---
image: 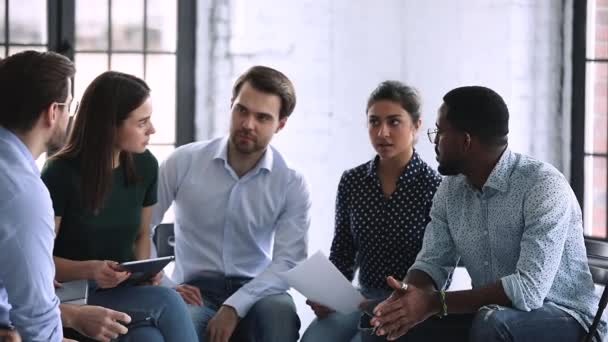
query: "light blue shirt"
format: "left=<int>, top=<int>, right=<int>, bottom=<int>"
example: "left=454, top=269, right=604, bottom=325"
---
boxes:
left=412, top=149, right=605, bottom=338
left=0, top=127, right=62, bottom=341
left=153, top=137, right=311, bottom=316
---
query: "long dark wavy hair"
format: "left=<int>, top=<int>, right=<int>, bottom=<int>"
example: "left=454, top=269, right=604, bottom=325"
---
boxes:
left=52, top=71, right=150, bottom=212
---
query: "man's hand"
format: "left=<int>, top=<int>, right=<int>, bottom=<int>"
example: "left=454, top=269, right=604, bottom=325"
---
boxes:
left=207, top=305, right=240, bottom=342
left=0, top=329, right=21, bottom=342
left=370, top=276, right=440, bottom=340
left=175, top=284, right=203, bottom=306
left=305, top=300, right=334, bottom=319
left=91, top=260, right=131, bottom=289
left=65, top=305, right=131, bottom=342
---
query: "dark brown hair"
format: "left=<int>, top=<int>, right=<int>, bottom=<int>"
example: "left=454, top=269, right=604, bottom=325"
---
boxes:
left=231, top=65, right=296, bottom=119
left=0, top=50, right=75, bottom=132
left=53, top=71, right=150, bottom=212
left=366, top=80, right=422, bottom=122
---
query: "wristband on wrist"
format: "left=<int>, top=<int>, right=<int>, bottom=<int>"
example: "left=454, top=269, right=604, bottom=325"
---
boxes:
left=436, top=290, right=448, bottom=318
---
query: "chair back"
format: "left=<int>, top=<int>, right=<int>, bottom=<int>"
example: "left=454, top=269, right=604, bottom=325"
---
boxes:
left=583, top=237, right=608, bottom=342
left=154, top=223, right=175, bottom=258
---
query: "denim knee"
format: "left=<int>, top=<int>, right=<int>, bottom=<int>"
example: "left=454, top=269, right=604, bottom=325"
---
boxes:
left=149, top=286, right=183, bottom=306
left=470, top=306, right=510, bottom=342
left=246, top=294, right=300, bottom=339
left=301, top=312, right=361, bottom=342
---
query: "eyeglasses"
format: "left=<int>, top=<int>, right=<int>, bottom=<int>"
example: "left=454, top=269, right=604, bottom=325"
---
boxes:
left=427, top=128, right=441, bottom=144
left=56, top=100, right=79, bottom=117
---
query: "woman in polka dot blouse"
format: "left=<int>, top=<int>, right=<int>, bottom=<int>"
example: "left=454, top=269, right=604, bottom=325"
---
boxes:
left=301, top=81, right=442, bottom=342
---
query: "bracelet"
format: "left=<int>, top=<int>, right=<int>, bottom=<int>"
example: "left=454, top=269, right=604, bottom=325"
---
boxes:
left=436, top=290, right=448, bottom=318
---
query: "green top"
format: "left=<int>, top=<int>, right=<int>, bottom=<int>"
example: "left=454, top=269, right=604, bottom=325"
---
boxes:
left=41, top=150, right=158, bottom=263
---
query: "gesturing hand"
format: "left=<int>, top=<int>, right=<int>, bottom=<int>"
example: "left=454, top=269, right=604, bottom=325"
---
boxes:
left=370, top=276, right=440, bottom=340
left=70, top=305, right=131, bottom=342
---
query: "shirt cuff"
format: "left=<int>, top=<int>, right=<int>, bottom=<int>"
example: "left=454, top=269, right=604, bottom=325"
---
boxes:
left=501, top=274, right=530, bottom=311
left=224, top=289, right=258, bottom=318
left=410, top=261, right=448, bottom=290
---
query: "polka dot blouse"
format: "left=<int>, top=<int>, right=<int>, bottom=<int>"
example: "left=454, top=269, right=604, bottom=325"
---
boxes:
left=329, top=151, right=442, bottom=291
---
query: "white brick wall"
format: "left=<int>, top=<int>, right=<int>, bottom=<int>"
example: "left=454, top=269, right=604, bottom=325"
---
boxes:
left=195, top=0, right=568, bottom=334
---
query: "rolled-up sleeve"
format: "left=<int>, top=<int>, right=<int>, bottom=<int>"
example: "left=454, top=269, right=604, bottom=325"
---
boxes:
left=410, top=180, right=458, bottom=290
left=224, top=172, right=311, bottom=316
left=501, top=174, right=575, bottom=311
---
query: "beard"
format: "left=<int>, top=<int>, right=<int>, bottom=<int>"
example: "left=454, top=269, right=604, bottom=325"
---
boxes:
left=229, top=130, right=264, bottom=155
left=46, top=124, right=68, bottom=154
left=437, top=156, right=465, bottom=176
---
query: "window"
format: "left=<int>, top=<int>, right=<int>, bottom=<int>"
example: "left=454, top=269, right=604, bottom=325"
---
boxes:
left=0, top=0, right=48, bottom=55
left=573, top=0, right=608, bottom=238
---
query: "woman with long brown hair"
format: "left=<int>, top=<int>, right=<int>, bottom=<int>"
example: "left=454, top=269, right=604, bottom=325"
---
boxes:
left=41, top=71, right=197, bottom=342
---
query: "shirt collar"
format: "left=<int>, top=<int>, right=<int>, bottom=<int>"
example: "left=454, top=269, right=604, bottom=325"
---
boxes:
left=366, top=150, right=423, bottom=180
left=481, top=148, right=513, bottom=193
left=213, top=136, right=274, bottom=173
left=0, top=126, right=39, bottom=175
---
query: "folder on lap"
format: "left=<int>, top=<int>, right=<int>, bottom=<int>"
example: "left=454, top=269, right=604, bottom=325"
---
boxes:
left=56, top=280, right=88, bottom=305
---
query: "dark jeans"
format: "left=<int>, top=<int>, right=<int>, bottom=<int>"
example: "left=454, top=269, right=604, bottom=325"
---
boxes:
left=186, top=272, right=300, bottom=342
left=361, top=304, right=586, bottom=342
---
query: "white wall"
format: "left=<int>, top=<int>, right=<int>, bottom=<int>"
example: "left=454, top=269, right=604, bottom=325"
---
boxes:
left=195, top=0, right=568, bottom=334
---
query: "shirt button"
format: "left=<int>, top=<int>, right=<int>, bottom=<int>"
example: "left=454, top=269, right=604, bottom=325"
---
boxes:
left=483, top=231, right=488, bottom=236
left=484, top=261, right=489, bottom=266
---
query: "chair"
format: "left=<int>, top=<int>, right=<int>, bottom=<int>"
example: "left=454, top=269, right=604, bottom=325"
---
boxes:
left=583, top=237, right=608, bottom=342
left=154, top=223, right=176, bottom=258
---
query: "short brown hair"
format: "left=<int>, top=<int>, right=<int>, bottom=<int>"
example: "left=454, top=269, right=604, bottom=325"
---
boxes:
left=231, top=65, right=296, bottom=119
left=0, top=50, right=75, bottom=132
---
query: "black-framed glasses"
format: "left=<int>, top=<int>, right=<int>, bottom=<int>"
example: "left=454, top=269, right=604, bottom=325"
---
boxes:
left=427, top=128, right=440, bottom=144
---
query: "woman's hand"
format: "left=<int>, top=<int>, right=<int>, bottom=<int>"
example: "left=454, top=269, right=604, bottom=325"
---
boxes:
left=305, top=300, right=335, bottom=319
left=91, top=260, right=130, bottom=289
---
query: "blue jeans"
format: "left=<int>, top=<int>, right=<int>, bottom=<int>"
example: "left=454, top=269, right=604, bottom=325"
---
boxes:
left=87, top=285, right=198, bottom=342
left=301, top=311, right=362, bottom=342
left=186, top=273, right=300, bottom=342
left=361, top=303, right=586, bottom=342
left=301, top=288, right=389, bottom=342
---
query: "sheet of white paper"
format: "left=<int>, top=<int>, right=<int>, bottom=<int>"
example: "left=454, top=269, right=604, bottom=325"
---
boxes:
left=284, top=250, right=365, bottom=313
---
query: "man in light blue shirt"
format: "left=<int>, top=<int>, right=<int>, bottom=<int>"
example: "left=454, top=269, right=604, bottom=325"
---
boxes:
left=0, top=51, right=133, bottom=342
left=153, top=66, right=311, bottom=342
left=367, top=86, right=605, bottom=341
left=0, top=51, right=75, bottom=342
